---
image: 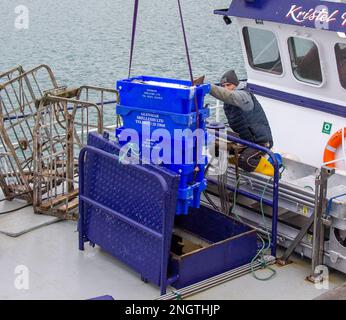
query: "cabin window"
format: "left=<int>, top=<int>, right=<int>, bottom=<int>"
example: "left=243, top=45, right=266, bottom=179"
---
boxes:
left=288, top=37, right=323, bottom=85
left=335, top=43, right=346, bottom=89
left=243, top=27, right=283, bottom=74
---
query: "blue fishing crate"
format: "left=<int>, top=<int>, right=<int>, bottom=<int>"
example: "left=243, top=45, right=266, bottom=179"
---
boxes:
left=116, top=105, right=209, bottom=135
left=116, top=76, right=211, bottom=114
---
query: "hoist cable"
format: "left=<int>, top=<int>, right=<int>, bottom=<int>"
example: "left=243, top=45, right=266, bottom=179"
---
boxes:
left=128, top=0, right=139, bottom=78
left=177, top=0, right=200, bottom=175
left=128, top=0, right=201, bottom=175
left=177, top=0, right=194, bottom=84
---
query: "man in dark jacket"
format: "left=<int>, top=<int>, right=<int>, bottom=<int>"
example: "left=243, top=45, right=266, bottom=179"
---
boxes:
left=210, top=70, right=273, bottom=172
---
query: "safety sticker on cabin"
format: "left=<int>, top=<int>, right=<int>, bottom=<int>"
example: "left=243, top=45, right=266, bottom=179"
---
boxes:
left=322, top=122, right=333, bottom=135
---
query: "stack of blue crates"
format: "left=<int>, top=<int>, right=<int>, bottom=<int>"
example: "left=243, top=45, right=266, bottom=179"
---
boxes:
left=115, top=76, right=211, bottom=215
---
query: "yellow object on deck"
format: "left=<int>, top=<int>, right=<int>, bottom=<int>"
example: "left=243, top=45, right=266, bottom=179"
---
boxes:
left=254, top=156, right=275, bottom=177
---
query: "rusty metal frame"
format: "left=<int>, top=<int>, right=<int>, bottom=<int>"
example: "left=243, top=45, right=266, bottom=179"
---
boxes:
left=0, top=66, right=25, bottom=84
left=32, top=87, right=119, bottom=220
left=0, top=65, right=58, bottom=201
left=0, top=64, right=119, bottom=220
left=77, top=85, right=121, bottom=131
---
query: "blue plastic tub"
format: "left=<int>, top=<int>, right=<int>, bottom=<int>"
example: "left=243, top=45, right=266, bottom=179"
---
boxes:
left=116, top=76, right=211, bottom=114
left=114, top=76, right=211, bottom=217
left=116, top=105, right=209, bottom=135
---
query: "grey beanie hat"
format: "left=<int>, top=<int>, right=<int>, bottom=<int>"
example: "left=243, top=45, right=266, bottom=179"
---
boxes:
left=220, top=70, right=239, bottom=86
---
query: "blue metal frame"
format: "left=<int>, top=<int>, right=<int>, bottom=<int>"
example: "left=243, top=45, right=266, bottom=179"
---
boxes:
left=211, top=132, right=279, bottom=257
left=78, top=145, right=174, bottom=295
left=215, top=0, right=346, bottom=34
left=79, top=133, right=262, bottom=294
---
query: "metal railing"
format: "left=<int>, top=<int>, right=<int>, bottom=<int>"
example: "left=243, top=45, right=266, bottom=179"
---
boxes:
left=208, top=131, right=280, bottom=257
left=205, top=98, right=279, bottom=256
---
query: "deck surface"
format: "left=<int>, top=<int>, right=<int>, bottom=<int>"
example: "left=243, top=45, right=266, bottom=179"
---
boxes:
left=315, top=283, right=346, bottom=300
left=0, top=204, right=346, bottom=300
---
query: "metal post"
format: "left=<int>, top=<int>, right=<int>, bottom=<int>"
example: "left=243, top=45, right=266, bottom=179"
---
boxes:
left=66, top=112, right=75, bottom=194
left=215, top=99, right=221, bottom=123
left=308, top=166, right=335, bottom=282
left=277, top=214, right=314, bottom=265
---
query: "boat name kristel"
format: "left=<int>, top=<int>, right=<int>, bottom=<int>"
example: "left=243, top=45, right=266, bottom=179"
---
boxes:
left=286, top=4, right=346, bottom=26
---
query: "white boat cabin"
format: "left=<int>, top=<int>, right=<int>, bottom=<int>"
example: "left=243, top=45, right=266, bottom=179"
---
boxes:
left=215, top=0, right=346, bottom=171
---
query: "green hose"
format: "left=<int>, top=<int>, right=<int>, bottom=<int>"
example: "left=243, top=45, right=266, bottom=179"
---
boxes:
left=229, top=177, right=244, bottom=223
left=250, top=176, right=277, bottom=281
left=251, top=234, right=276, bottom=281
left=230, top=174, right=277, bottom=281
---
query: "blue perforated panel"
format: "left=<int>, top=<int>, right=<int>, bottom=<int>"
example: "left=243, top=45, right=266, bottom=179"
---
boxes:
left=79, top=133, right=180, bottom=294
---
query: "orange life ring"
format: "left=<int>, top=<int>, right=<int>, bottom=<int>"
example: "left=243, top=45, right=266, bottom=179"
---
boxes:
left=323, top=128, right=346, bottom=168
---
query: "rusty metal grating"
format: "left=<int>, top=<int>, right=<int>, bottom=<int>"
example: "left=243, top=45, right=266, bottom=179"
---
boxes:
left=0, top=64, right=118, bottom=220
left=0, top=65, right=59, bottom=201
